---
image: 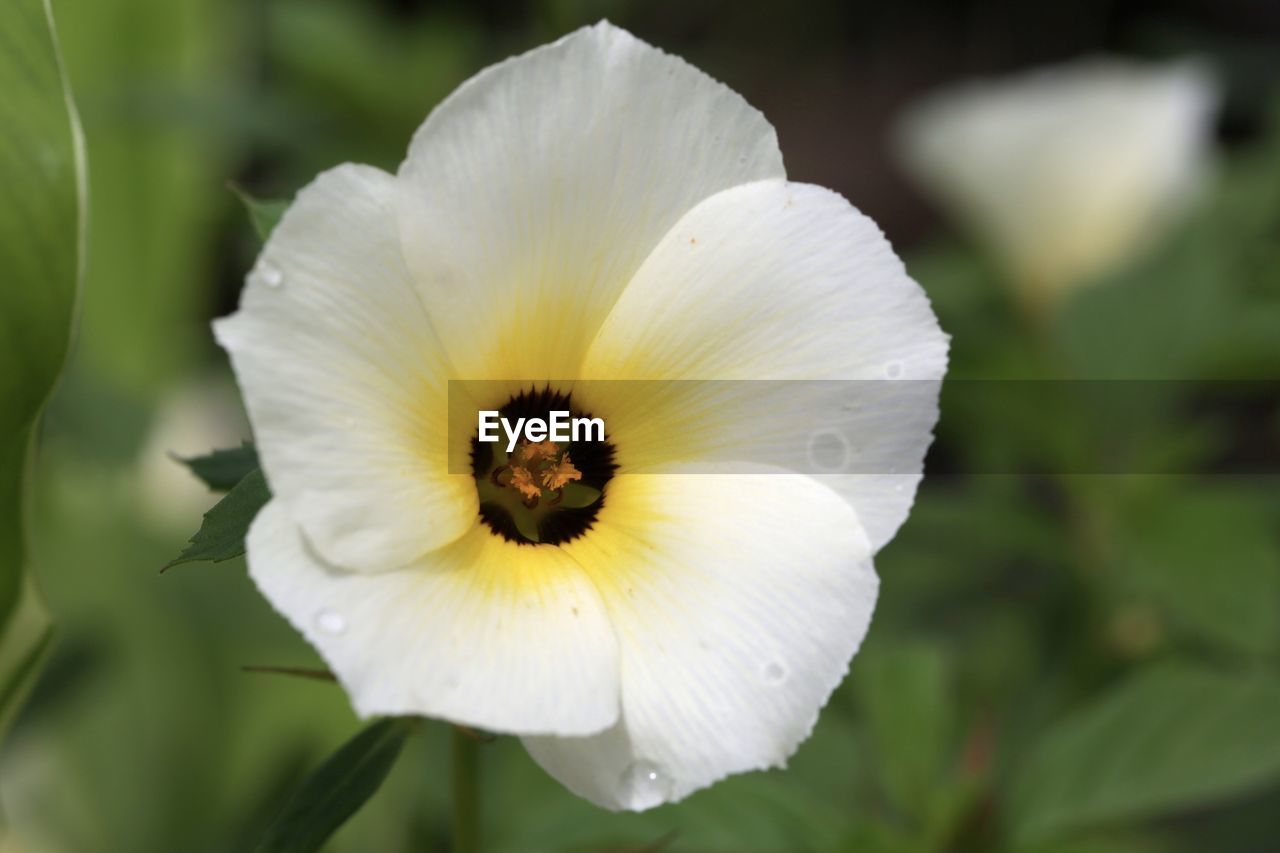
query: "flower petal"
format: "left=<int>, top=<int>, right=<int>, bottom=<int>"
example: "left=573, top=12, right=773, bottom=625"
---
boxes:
left=579, top=180, right=948, bottom=550
left=524, top=467, right=877, bottom=810
left=246, top=501, right=621, bottom=735
left=214, top=164, right=475, bottom=572
left=396, top=21, right=785, bottom=380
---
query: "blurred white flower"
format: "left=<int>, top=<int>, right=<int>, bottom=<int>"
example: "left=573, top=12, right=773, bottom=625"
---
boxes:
left=897, top=59, right=1219, bottom=311
left=137, top=380, right=248, bottom=530
left=215, top=22, right=947, bottom=810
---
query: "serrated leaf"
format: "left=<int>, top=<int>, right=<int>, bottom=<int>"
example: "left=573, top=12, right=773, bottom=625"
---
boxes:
left=180, top=442, right=260, bottom=492
left=1116, top=489, right=1280, bottom=655
left=0, top=0, right=85, bottom=738
left=164, top=468, right=270, bottom=570
left=1008, top=662, right=1280, bottom=844
left=254, top=718, right=410, bottom=853
left=231, top=184, right=290, bottom=241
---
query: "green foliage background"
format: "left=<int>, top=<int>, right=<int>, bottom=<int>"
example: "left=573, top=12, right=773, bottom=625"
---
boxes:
left=2, top=0, right=1278, bottom=851
left=0, top=0, right=82, bottom=768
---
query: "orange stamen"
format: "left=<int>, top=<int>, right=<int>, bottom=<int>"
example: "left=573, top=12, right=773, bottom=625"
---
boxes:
left=509, top=466, right=542, bottom=501
left=541, top=453, right=582, bottom=491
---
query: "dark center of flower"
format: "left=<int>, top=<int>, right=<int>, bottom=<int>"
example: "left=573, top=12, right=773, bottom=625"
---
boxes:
left=471, top=387, right=615, bottom=545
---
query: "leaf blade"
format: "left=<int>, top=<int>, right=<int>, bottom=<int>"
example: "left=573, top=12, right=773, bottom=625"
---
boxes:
left=1116, top=489, right=1280, bottom=655
left=164, top=468, right=270, bottom=570
left=0, top=0, right=85, bottom=624
left=180, top=442, right=260, bottom=492
left=231, top=184, right=290, bottom=241
left=852, top=641, right=956, bottom=820
left=0, top=0, right=85, bottom=739
left=1008, top=662, right=1280, bottom=844
left=254, top=718, right=411, bottom=853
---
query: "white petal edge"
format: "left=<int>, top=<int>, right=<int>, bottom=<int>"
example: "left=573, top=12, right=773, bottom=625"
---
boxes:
left=579, top=179, right=948, bottom=550
left=214, top=163, right=475, bottom=572
left=396, top=21, right=786, bottom=380
left=246, top=501, right=621, bottom=735
left=524, top=466, right=877, bottom=810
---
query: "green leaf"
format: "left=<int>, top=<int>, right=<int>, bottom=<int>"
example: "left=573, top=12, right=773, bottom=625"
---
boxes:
left=255, top=718, right=411, bottom=853
left=1053, top=219, right=1233, bottom=380
left=180, top=442, right=260, bottom=492
left=0, top=577, right=55, bottom=737
left=852, top=641, right=956, bottom=821
left=164, top=468, right=270, bottom=570
left=0, top=0, right=85, bottom=734
left=1115, top=489, right=1280, bottom=656
left=1008, top=662, right=1280, bottom=844
left=57, top=0, right=246, bottom=393
left=231, top=184, right=290, bottom=241
left=1013, top=834, right=1167, bottom=853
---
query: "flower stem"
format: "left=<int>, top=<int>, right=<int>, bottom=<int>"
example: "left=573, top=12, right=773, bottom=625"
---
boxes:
left=451, top=726, right=480, bottom=853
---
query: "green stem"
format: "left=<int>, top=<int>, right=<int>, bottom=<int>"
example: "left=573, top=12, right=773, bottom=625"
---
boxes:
left=451, top=726, right=480, bottom=853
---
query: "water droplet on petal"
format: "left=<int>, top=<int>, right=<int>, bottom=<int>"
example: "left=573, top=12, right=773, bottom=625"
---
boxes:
left=762, top=660, right=787, bottom=685
left=807, top=428, right=851, bottom=473
left=315, top=609, right=346, bottom=635
left=259, top=262, right=284, bottom=288
left=884, top=360, right=904, bottom=379
left=617, top=761, right=674, bottom=810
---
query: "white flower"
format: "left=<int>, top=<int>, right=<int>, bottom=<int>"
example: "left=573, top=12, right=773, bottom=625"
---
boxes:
left=897, top=59, right=1219, bottom=309
left=214, top=22, right=947, bottom=810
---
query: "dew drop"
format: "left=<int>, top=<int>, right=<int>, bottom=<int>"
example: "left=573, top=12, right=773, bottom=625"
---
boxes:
left=762, top=660, right=787, bottom=685
left=258, top=262, right=284, bottom=288
left=617, top=761, right=674, bottom=810
left=807, top=428, right=851, bottom=473
left=315, top=609, right=347, bottom=635
left=884, top=360, right=904, bottom=380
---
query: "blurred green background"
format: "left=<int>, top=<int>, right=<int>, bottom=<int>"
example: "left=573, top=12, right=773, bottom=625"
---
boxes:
left=3, top=0, right=1280, bottom=851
